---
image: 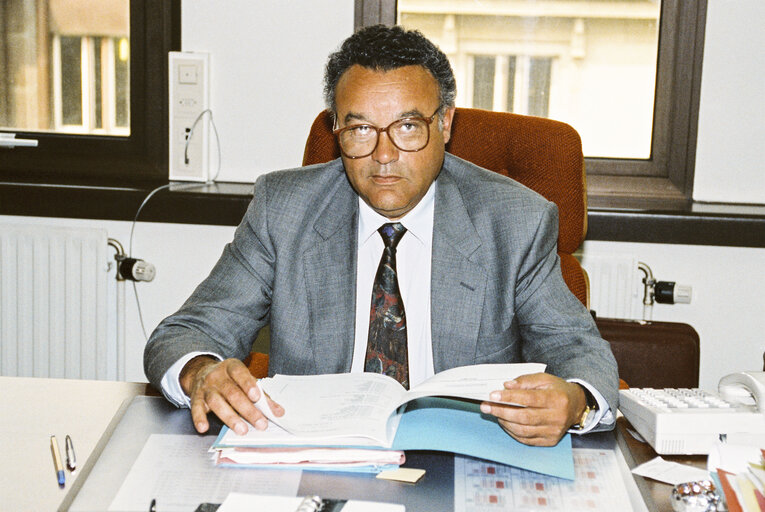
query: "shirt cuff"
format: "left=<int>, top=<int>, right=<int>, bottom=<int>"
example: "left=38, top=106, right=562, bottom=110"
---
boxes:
left=159, top=351, right=223, bottom=408
left=566, top=378, right=616, bottom=434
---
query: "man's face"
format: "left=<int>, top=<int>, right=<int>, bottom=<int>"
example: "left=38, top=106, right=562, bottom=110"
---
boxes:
left=334, top=65, right=455, bottom=220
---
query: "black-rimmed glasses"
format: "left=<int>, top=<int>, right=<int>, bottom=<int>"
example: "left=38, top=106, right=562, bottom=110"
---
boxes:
left=333, top=107, right=441, bottom=159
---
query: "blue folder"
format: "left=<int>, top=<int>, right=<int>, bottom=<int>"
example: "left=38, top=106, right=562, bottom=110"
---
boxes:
left=392, top=397, right=574, bottom=480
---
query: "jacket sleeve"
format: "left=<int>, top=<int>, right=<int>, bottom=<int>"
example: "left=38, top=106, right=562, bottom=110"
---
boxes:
left=143, top=174, right=275, bottom=391
left=514, top=202, right=620, bottom=420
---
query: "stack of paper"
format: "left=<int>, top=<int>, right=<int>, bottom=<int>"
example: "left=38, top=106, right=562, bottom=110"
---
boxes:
left=709, top=446, right=765, bottom=511
left=210, top=364, right=576, bottom=478
left=214, top=420, right=405, bottom=472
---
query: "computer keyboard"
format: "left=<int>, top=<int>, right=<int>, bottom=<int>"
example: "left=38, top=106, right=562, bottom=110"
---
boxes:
left=619, top=387, right=765, bottom=455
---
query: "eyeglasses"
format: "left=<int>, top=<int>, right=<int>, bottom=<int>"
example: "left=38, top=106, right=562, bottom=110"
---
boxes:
left=333, top=107, right=441, bottom=159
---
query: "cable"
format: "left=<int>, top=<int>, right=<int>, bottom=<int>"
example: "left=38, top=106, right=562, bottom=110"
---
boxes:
left=129, top=184, right=169, bottom=340
left=184, top=108, right=222, bottom=183
left=128, top=182, right=196, bottom=340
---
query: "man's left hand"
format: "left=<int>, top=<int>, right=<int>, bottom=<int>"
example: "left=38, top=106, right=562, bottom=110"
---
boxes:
left=479, top=373, right=587, bottom=446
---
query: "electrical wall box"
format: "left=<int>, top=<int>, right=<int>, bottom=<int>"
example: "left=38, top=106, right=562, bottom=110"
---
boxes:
left=168, top=51, right=210, bottom=181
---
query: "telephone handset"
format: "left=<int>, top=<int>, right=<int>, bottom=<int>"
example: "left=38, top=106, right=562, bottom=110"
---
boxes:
left=718, top=371, right=765, bottom=413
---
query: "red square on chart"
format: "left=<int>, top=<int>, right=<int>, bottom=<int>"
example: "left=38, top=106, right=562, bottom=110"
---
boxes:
left=538, top=497, right=547, bottom=506
left=535, top=482, right=545, bottom=491
left=489, top=495, right=498, bottom=504
left=496, top=481, right=504, bottom=489
left=487, top=467, right=496, bottom=474
left=587, top=471, right=596, bottom=479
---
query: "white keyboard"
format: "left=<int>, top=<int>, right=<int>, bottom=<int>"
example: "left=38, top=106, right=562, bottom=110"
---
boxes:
left=619, top=387, right=765, bottom=454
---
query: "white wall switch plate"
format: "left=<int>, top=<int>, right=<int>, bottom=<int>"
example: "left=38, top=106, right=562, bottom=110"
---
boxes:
left=169, top=51, right=210, bottom=181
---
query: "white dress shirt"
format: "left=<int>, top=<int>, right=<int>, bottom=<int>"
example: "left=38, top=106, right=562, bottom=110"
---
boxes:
left=350, top=183, right=436, bottom=387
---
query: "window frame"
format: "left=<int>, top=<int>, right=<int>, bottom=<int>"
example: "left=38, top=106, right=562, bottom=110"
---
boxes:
left=0, top=0, right=180, bottom=186
left=357, top=0, right=708, bottom=205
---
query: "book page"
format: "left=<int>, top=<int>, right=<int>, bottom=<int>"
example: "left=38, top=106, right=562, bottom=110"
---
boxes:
left=261, top=372, right=407, bottom=445
left=403, top=362, right=546, bottom=404
left=258, top=363, right=545, bottom=446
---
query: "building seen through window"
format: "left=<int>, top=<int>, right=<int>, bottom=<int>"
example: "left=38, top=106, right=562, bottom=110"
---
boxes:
left=0, top=0, right=130, bottom=136
left=398, top=0, right=661, bottom=159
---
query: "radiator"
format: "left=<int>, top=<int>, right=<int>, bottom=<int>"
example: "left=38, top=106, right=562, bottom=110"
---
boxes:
left=0, top=225, right=115, bottom=379
left=576, top=253, right=643, bottom=320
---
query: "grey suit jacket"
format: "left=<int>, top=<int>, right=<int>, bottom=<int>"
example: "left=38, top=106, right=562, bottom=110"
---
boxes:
left=144, top=153, right=619, bottom=416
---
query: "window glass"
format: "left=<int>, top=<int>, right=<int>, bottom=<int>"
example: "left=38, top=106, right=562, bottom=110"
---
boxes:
left=398, top=0, right=661, bottom=159
left=1, top=0, right=130, bottom=136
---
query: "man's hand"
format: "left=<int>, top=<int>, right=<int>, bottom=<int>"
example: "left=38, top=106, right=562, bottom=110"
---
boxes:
left=479, top=373, right=587, bottom=446
left=179, top=356, right=284, bottom=435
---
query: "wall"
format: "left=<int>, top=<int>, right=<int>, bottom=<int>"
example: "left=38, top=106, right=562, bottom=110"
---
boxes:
left=180, top=0, right=354, bottom=180
left=693, top=0, right=765, bottom=204
left=580, top=241, right=765, bottom=391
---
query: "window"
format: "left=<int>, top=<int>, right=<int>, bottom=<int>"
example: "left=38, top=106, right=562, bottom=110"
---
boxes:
left=469, top=55, right=551, bottom=118
left=355, top=0, right=707, bottom=204
left=0, top=0, right=179, bottom=185
left=51, top=35, right=130, bottom=134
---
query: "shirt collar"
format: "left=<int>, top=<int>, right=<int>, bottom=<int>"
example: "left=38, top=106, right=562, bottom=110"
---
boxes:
left=358, top=182, right=436, bottom=247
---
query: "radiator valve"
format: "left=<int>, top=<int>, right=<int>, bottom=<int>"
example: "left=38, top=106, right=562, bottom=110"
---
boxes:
left=118, top=258, right=156, bottom=282
left=638, top=261, right=692, bottom=305
left=108, top=238, right=156, bottom=282
left=654, top=281, right=692, bottom=304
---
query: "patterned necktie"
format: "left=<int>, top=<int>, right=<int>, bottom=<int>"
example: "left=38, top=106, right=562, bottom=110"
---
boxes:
left=365, top=222, right=409, bottom=389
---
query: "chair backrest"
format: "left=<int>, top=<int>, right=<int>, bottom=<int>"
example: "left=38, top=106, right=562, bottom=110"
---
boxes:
left=302, top=107, right=589, bottom=306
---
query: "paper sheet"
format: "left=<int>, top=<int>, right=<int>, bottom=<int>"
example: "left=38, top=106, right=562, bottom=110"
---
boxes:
left=108, top=434, right=301, bottom=512
left=454, top=449, right=635, bottom=511
left=631, top=456, right=711, bottom=485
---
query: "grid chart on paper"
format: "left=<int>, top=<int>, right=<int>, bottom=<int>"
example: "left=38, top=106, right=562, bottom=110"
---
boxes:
left=454, top=449, right=632, bottom=512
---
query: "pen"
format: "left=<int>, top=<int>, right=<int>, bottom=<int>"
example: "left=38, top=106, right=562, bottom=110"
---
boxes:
left=50, top=435, right=65, bottom=487
left=65, top=435, right=77, bottom=472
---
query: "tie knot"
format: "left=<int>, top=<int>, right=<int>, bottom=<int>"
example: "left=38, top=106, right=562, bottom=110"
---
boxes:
left=378, top=223, right=407, bottom=249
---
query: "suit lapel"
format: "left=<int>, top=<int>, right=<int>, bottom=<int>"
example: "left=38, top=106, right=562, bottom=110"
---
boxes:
left=303, top=174, right=358, bottom=373
left=431, top=167, right=487, bottom=372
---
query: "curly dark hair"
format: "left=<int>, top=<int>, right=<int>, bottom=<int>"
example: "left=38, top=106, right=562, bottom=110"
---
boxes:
left=323, top=25, right=456, bottom=116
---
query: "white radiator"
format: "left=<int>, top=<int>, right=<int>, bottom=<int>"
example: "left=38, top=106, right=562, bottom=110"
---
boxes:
left=0, top=225, right=115, bottom=379
left=577, top=253, right=643, bottom=320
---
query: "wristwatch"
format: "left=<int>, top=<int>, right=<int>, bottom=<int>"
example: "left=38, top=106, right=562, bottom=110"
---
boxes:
left=573, top=385, right=599, bottom=430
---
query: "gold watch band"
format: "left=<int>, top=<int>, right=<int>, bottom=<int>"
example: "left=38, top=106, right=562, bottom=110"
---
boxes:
left=574, top=385, right=599, bottom=430
left=574, top=405, right=592, bottom=430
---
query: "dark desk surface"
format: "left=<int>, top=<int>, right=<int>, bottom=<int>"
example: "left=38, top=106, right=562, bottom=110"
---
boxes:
left=64, top=394, right=661, bottom=512
left=615, top=417, right=707, bottom=512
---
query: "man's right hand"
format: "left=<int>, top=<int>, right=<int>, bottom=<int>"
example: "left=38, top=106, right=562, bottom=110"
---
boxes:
left=179, top=355, right=284, bottom=435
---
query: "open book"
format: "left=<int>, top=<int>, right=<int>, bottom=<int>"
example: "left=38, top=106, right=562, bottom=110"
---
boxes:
left=213, top=362, right=576, bottom=479
left=236, top=362, right=544, bottom=447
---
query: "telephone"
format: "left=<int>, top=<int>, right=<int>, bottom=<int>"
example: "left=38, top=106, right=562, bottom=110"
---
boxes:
left=619, top=371, right=765, bottom=455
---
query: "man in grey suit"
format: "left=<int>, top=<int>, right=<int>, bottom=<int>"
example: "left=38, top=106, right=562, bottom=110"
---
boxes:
left=145, top=25, right=618, bottom=447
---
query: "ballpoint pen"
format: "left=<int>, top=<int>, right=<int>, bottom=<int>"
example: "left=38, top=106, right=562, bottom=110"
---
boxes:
left=65, top=435, right=77, bottom=472
left=50, top=435, right=65, bottom=487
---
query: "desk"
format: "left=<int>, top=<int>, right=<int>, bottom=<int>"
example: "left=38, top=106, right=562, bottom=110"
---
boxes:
left=0, top=377, right=148, bottom=511
left=616, top=417, right=708, bottom=512
left=0, top=376, right=700, bottom=512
